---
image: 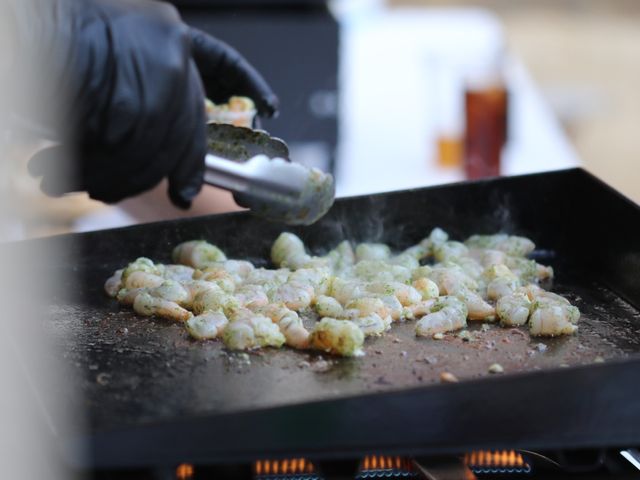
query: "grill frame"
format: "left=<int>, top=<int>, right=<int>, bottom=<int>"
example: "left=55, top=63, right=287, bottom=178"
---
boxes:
left=18, top=168, right=640, bottom=469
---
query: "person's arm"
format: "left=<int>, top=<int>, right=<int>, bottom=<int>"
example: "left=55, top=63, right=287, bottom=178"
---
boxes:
left=10, top=0, right=278, bottom=208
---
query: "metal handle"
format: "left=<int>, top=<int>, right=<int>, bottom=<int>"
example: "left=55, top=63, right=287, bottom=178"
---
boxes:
left=204, top=153, right=303, bottom=200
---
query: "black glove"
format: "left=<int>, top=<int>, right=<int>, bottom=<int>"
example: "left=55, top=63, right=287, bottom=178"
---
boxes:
left=20, top=0, right=278, bottom=208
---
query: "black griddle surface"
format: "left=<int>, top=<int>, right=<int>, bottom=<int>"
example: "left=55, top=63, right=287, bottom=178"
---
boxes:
left=22, top=168, right=640, bottom=467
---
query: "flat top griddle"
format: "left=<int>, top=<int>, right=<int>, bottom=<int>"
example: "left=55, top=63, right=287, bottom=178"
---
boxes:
left=50, top=270, right=639, bottom=430
left=22, top=168, right=640, bottom=467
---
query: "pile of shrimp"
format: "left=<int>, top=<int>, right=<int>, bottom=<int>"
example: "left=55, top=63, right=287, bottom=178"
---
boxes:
left=104, top=228, right=580, bottom=357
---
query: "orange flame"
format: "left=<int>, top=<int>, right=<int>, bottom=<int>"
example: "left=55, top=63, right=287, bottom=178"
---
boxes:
left=254, top=458, right=315, bottom=476
left=175, top=463, right=194, bottom=480
left=465, top=450, right=527, bottom=469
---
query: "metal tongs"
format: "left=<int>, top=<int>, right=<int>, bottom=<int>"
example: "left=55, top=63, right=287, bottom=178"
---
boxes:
left=204, top=123, right=335, bottom=225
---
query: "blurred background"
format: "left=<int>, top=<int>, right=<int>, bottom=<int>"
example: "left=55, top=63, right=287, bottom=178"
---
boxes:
left=8, top=0, right=640, bottom=239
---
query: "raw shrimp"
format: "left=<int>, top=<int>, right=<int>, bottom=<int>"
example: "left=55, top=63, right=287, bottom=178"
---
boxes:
left=415, top=296, right=467, bottom=337
left=309, top=318, right=364, bottom=357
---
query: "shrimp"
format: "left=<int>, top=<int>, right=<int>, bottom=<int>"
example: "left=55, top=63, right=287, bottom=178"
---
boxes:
left=468, top=248, right=507, bottom=268
left=314, top=295, right=344, bottom=318
left=353, top=261, right=411, bottom=284
left=416, top=227, right=449, bottom=257
left=529, top=303, right=580, bottom=336
left=375, top=294, right=404, bottom=321
left=121, top=257, right=164, bottom=283
left=465, top=234, right=535, bottom=257
left=193, top=266, right=236, bottom=293
left=181, top=280, right=221, bottom=309
left=324, top=240, right=356, bottom=274
left=487, top=276, right=519, bottom=300
left=223, top=308, right=286, bottom=350
left=234, top=284, right=269, bottom=309
left=411, top=265, right=433, bottom=281
left=415, top=296, right=467, bottom=337
left=309, top=318, right=365, bottom=357
left=496, top=292, right=531, bottom=327
left=116, top=287, right=146, bottom=305
left=366, top=281, right=421, bottom=307
left=220, top=260, right=255, bottom=280
left=253, top=303, right=310, bottom=349
left=185, top=311, right=228, bottom=340
left=172, top=240, right=227, bottom=268
left=428, top=265, right=477, bottom=294
left=289, top=268, right=332, bottom=296
left=452, top=286, right=495, bottom=321
left=433, top=241, right=469, bottom=262
left=270, top=282, right=314, bottom=310
left=412, top=277, right=439, bottom=300
left=162, top=264, right=195, bottom=283
left=123, top=270, right=165, bottom=289
left=503, top=257, right=553, bottom=283
left=351, top=313, right=391, bottom=336
left=389, top=253, right=420, bottom=270
left=104, top=269, right=123, bottom=297
left=133, top=292, right=192, bottom=322
left=345, top=297, right=388, bottom=318
left=329, top=278, right=366, bottom=305
left=517, top=285, right=580, bottom=336
left=355, top=243, right=391, bottom=262
left=407, top=299, right=437, bottom=318
left=192, top=288, right=240, bottom=316
left=271, top=232, right=324, bottom=270
left=148, top=280, right=190, bottom=304
left=245, top=268, right=290, bottom=287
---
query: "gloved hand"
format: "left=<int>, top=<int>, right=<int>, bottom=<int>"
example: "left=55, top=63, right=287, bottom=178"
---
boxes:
left=21, top=0, right=278, bottom=208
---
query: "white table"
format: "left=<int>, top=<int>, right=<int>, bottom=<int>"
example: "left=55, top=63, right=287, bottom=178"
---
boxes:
left=335, top=7, right=580, bottom=197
